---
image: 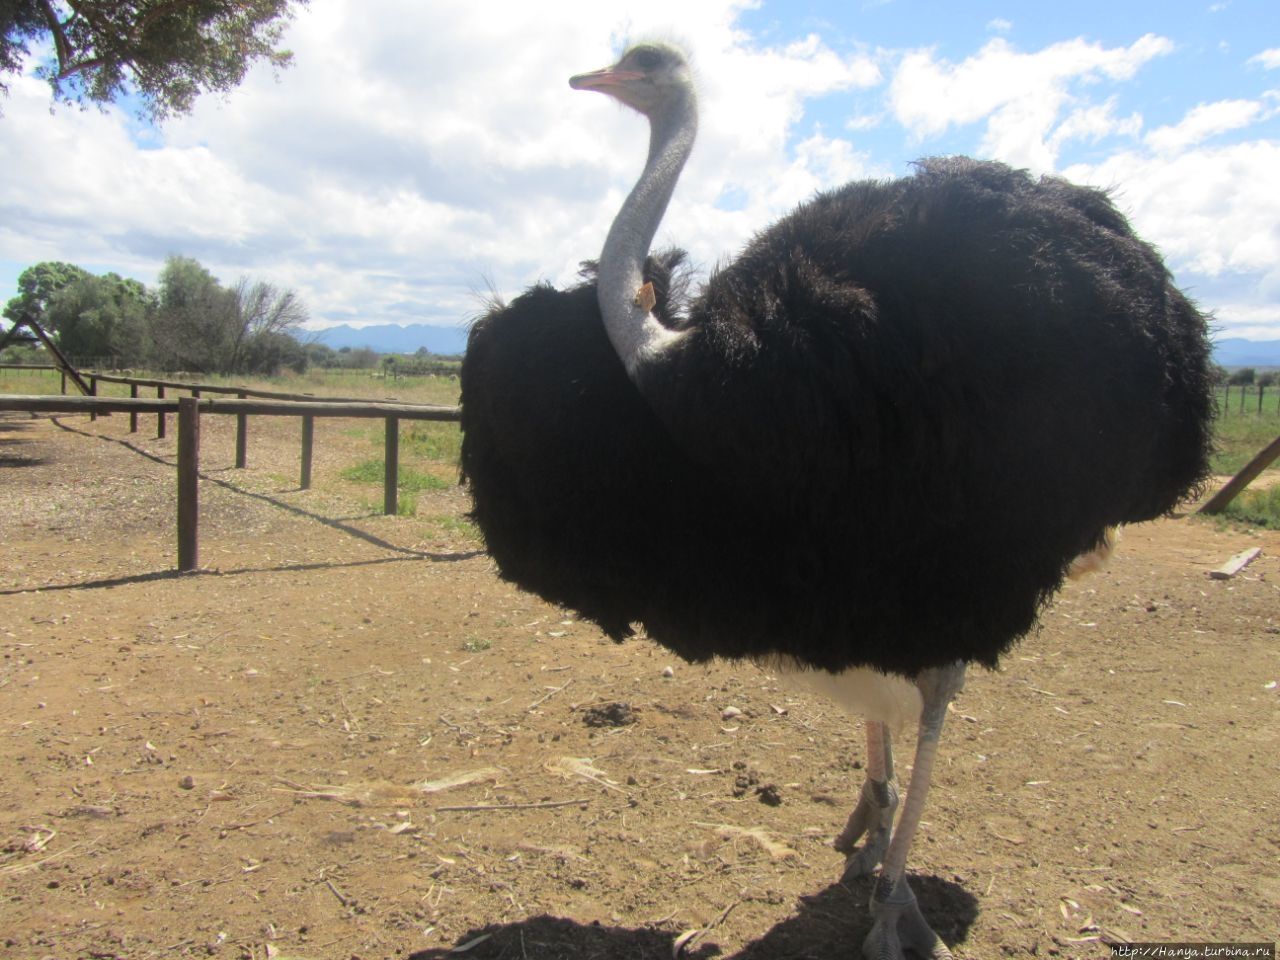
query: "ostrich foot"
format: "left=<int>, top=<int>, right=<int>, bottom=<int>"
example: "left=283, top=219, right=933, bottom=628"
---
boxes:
left=835, top=775, right=899, bottom=877
left=862, top=879, right=953, bottom=960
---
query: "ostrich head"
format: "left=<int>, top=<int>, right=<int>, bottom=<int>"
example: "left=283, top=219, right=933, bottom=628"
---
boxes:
left=569, top=42, right=693, bottom=119
left=569, top=41, right=698, bottom=376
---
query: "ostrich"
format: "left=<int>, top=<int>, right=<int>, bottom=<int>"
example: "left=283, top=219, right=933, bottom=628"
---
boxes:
left=459, top=42, right=1214, bottom=959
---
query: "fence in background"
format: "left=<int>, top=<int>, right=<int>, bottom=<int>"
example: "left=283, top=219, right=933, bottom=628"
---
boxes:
left=5, top=365, right=1278, bottom=566
left=0, top=392, right=460, bottom=571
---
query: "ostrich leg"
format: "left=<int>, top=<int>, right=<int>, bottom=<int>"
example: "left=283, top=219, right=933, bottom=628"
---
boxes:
left=862, top=661, right=966, bottom=960
left=836, top=720, right=898, bottom=877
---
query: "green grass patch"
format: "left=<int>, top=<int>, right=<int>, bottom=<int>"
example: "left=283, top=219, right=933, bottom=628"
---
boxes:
left=1218, top=484, right=1280, bottom=530
left=339, top=459, right=387, bottom=485
left=404, top=421, right=462, bottom=462
left=0, top=367, right=67, bottom=396
left=340, top=458, right=450, bottom=493
left=1211, top=406, right=1280, bottom=476
left=419, top=513, right=479, bottom=541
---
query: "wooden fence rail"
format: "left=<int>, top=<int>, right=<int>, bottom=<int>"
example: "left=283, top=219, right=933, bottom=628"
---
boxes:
left=81, top=372, right=434, bottom=453
left=0, top=394, right=461, bottom=572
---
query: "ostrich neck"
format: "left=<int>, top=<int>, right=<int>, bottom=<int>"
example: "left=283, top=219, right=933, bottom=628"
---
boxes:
left=598, top=90, right=697, bottom=377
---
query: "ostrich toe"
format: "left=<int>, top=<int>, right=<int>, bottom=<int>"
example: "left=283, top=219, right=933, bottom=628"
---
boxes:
left=862, top=879, right=953, bottom=960
left=835, top=775, right=899, bottom=877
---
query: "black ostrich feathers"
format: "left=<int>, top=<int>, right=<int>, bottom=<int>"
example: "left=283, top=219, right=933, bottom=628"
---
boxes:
left=460, top=157, right=1214, bottom=677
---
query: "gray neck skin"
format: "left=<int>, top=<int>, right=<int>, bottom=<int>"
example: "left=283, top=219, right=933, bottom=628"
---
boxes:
left=597, top=85, right=697, bottom=377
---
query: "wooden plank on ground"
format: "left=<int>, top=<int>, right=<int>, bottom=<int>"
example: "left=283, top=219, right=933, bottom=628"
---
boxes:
left=1207, top=547, right=1262, bottom=580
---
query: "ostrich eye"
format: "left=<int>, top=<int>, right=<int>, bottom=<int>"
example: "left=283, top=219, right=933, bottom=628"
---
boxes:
left=632, top=48, right=662, bottom=71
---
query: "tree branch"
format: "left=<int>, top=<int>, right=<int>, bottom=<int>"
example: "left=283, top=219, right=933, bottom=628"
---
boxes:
left=135, top=0, right=210, bottom=37
left=36, top=0, right=74, bottom=76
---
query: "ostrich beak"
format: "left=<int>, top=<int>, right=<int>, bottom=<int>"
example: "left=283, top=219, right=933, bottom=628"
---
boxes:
left=569, top=66, right=643, bottom=92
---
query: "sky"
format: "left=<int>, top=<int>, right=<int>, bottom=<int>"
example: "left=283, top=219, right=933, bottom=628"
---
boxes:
left=1, top=0, right=1278, bottom=345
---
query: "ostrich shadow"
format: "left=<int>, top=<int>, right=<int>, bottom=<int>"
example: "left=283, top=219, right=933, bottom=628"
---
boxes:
left=0, top=416, right=45, bottom=466
left=407, top=873, right=977, bottom=960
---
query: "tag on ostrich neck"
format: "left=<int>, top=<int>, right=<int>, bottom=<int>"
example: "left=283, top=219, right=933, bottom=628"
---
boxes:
left=634, top=281, right=657, bottom=313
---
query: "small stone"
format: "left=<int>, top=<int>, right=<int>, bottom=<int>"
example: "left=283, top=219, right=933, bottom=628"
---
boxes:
left=661, top=666, right=675, bottom=678
left=178, top=775, right=196, bottom=790
left=721, top=706, right=743, bottom=720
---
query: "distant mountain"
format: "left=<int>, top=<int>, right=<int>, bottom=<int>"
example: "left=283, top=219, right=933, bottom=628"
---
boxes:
left=310, top=323, right=468, bottom=356
left=1212, top=338, right=1280, bottom=369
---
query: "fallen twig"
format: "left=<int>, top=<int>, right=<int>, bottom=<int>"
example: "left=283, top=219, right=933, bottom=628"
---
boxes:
left=0, top=838, right=96, bottom=877
left=325, top=876, right=350, bottom=907
left=674, top=899, right=744, bottom=957
left=221, top=807, right=292, bottom=832
left=528, top=679, right=572, bottom=711
left=273, top=779, right=364, bottom=806
left=436, top=798, right=591, bottom=813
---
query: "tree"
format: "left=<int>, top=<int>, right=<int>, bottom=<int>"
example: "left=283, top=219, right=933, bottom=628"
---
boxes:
left=152, top=254, right=236, bottom=372
left=2, top=0, right=307, bottom=120
left=45, top=271, right=152, bottom=363
left=338, top=345, right=379, bottom=370
left=227, top=276, right=307, bottom=373
left=0, top=2, right=44, bottom=106
left=303, top=341, right=337, bottom=369
left=151, top=255, right=308, bottom=373
left=3, top=260, right=89, bottom=327
left=240, top=328, right=308, bottom=374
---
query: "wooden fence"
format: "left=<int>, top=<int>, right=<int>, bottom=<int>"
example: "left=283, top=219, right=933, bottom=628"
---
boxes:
left=6, top=365, right=1277, bottom=570
left=0, top=392, right=461, bottom=572
left=1218, top=382, right=1280, bottom=416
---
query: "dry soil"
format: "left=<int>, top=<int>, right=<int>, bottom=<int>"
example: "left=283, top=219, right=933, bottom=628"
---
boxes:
left=1, top=409, right=1277, bottom=960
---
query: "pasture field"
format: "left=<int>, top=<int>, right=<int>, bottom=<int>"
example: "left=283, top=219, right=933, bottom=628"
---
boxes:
left=0, top=373, right=1277, bottom=960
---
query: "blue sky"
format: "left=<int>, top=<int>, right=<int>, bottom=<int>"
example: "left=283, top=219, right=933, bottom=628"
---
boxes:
left=1, top=0, right=1277, bottom=343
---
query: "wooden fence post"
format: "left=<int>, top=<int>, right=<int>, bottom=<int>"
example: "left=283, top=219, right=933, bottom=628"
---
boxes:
left=177, top=397, right=200, bottom=571
left=384, top=416, right=399, bottom=515
left=157, top=384, right=167, bottom=439
left=235, top=392, right=248, bottom=468
left=300, top=415, right=315, bottom=489
left=89, top=375, right=98, bottom=422
left=129, top=382, right=139, bottom=433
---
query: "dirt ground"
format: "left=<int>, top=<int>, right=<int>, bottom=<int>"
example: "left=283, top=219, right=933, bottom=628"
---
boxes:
left=1, top=409, right=1277, bottom=960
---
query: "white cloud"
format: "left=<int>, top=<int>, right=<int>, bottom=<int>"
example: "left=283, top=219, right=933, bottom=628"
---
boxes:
left=889, top=34, right=1174, bottom=170
left=882, top=32, right=1278, bottom=339
left=1064, top=138, right=1280, bottom=337
left=1247, top=47, right=1280, bottom=69
left=1145, top=99, right=1266, bottom=153
left=845, top=113, right=883, bottom=132
left=1049, top=99, right=1143, bottom=153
